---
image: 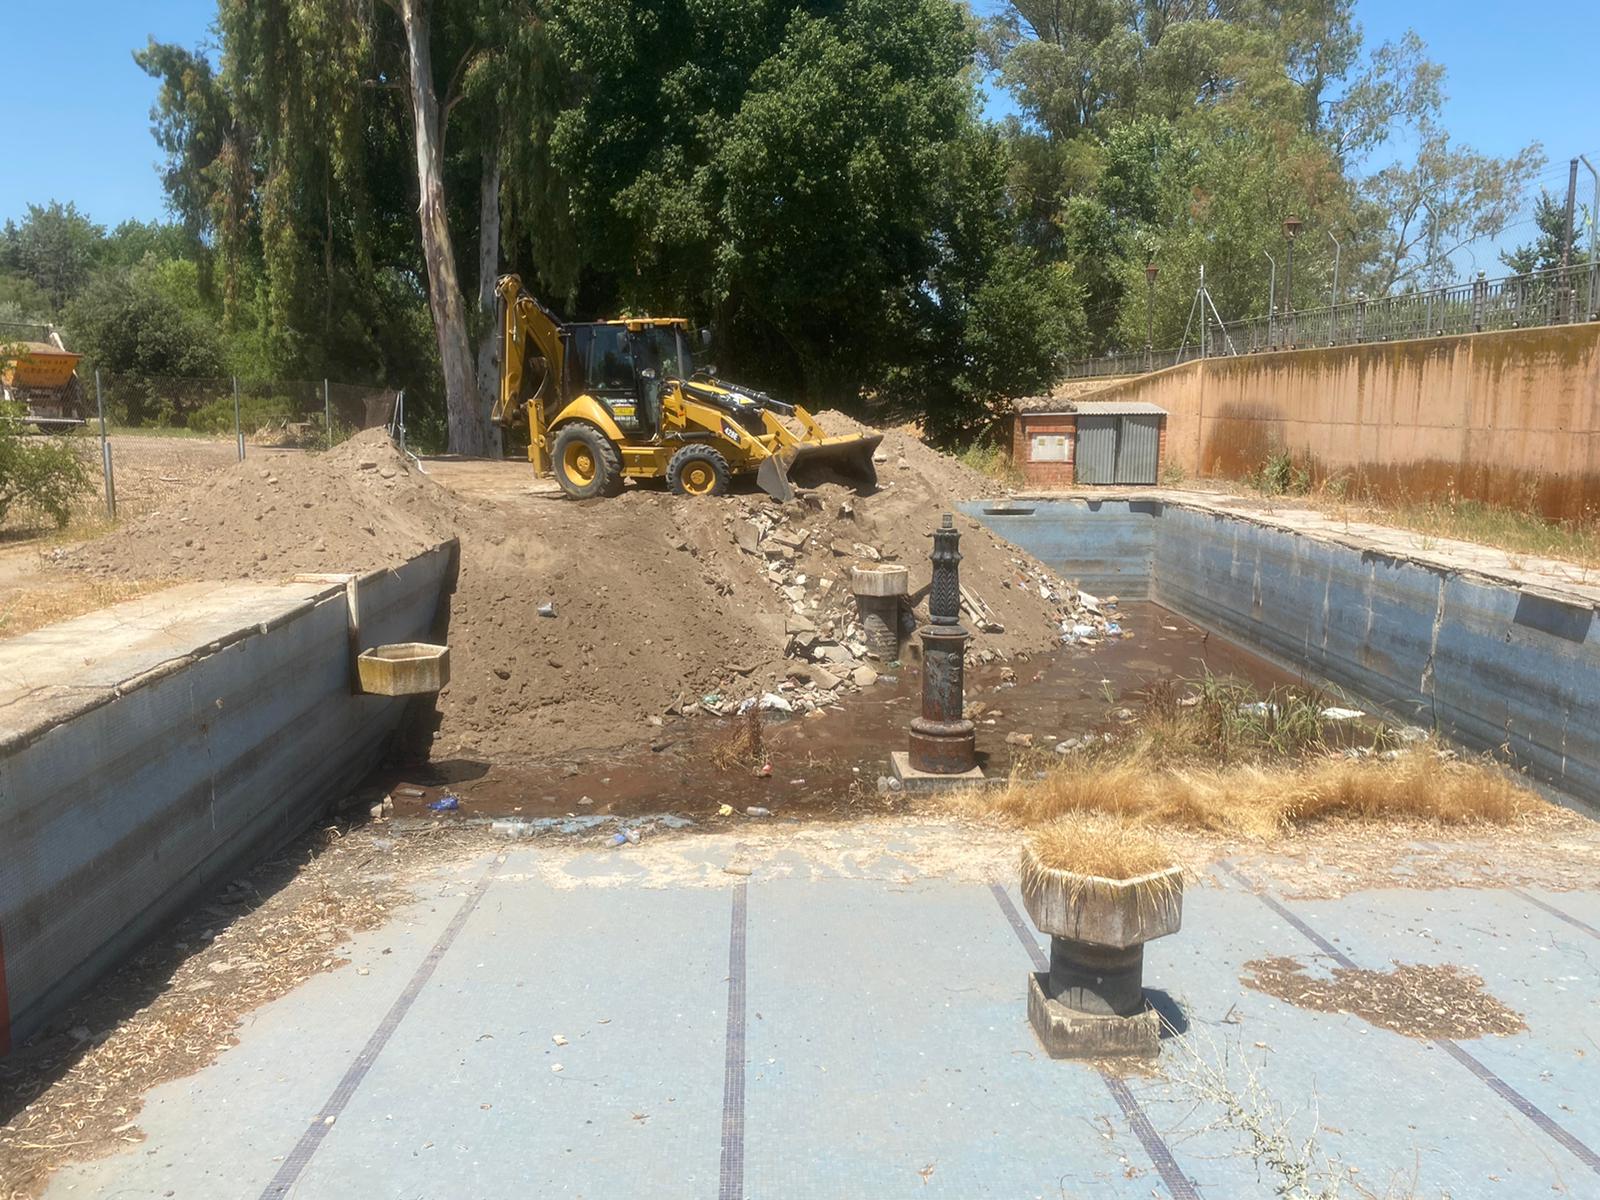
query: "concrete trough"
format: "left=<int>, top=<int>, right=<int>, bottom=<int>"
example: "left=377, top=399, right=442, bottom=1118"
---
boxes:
left=961, top=498, right=1600, bottom=811
left=0, top=541, right=457, bottom=1053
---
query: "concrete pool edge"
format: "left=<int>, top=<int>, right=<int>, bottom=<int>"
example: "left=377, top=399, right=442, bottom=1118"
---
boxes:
left=961, top=496, right=1600, bottom=812
left=0, top=540, right=458, bottom=1053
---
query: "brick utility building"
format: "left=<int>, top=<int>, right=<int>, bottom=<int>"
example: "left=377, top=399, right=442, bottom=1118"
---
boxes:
left=1010, top=397, right=1168, bottom=487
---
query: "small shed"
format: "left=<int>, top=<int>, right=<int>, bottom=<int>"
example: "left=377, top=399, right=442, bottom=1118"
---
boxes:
left=1011, top=396, right=1168, bottom=488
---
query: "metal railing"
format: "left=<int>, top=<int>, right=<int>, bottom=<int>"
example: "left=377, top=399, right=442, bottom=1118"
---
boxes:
left=1062, top=261, right=1600, bottom=379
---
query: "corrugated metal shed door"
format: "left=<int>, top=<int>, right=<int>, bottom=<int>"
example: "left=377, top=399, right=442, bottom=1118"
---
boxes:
left=1114, top=414, right=1160, bottom=484
left=1076, top=415, right=1117, bottom=484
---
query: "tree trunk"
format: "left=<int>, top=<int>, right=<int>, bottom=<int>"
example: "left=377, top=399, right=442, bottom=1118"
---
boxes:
left=397, top=0, right=484, bottom=456
left=475, top=141, right=503, bottom=456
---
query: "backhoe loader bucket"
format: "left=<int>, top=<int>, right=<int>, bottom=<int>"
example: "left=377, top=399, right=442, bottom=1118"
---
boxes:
left=756, top=434, right=883, bottom=503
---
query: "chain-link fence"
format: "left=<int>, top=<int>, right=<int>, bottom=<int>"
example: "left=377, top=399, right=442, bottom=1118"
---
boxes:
left=91, top=373, right=401, bottom=449
left=1062, top=261, right=1600, bottom=380
left=62, top=373, right=405, bottom=522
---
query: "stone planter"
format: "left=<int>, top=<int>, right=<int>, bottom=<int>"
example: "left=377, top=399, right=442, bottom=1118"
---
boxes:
left=1019, top=842, right=1183, bottom=1058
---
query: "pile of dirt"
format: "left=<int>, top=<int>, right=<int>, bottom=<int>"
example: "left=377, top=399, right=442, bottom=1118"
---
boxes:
left=63, top=431, right=466, bottom=581
left=56, top=420, right=1123, bottom=760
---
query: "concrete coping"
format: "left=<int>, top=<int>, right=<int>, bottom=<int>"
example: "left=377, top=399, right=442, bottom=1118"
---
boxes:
left=850, top=564, right=910, bottom=597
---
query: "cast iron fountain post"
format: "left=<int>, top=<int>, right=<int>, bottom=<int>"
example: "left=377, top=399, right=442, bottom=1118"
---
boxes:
left=906, top=514, right=977, bottom=774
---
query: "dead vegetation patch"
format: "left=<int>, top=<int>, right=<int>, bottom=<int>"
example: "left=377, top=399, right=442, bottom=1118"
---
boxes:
left=1242, top=955, right=1526, bottom=1040
left=954, top=672, right=1541, bottom=840
left=0, top=576, right=169, bottom=637
left=965, top=748, right=1538, bottom=839
left=0, top=819, right=483, bottom=1200
left=710, top=710, right=766, bottom=771
left=1024, top=814, right=1174, bottom=879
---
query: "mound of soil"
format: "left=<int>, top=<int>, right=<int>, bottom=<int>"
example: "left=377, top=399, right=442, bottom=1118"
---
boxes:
left=58, top=422, right=1121, bottom=760
left=65, top=432, right=464, bottom=581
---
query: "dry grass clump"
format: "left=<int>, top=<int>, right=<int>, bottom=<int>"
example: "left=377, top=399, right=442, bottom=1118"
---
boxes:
left=709, top=710, right=765, bottom=771
left=1025, top=814, right=1174, bottom=879
left=967, top=747, right=1539, bottom=839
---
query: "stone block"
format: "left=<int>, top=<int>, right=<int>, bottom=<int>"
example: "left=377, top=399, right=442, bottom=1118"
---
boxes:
left=1027, top=973, right=1161, bottom=1059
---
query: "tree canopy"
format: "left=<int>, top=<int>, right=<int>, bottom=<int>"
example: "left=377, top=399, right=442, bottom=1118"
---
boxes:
left=0, top=0, right=1554, bottom=447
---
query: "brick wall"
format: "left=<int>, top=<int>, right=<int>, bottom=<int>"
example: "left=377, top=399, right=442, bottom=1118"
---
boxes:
left=1014, top=413, right=1078, bottom=487
left=1012, top=411, right=1169, bottom=487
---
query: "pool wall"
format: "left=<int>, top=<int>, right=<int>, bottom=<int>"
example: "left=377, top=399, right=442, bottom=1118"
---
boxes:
left=963, top=499, right=1599, bottom=809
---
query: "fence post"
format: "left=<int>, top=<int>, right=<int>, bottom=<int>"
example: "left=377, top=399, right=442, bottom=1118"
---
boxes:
left=94, top=369, right=115, bottom=520
left=1471, top=272, right=1487, bottom=333
left=233, top=375, right=244, bottom=461
left=324, top=378, right=333, bottom=448
left=1354, top=293, right=1367, bottom=343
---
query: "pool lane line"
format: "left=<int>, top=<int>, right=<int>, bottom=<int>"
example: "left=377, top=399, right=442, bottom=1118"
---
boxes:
left=1218, top=862, right=1600, bottom=1178
left=1511, top=888, right=1600, bottom=941
left=718, top=882, right=748, bottom=1200
left=988, top=882, right=1202, bottom=1200
left=257, top=870, right=495, bottom=1200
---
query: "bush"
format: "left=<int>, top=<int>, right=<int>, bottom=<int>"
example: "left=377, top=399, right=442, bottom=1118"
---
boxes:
left=0, top=402, right=91, bottom=528
left=1250, top=450, right=1310, bottom=496
left=187, top=392, right=296, bottom=435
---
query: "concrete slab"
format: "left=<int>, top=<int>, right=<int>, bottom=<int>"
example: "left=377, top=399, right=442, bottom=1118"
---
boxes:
left=32, top=830, right=1600, bottom=1199
left=0, top=580, right=333, bottom=741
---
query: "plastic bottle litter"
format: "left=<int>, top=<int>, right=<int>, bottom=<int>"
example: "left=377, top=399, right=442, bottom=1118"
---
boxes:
left=745, top=806, right=772, bottom=818
left=609, top=827, right=643, bottom=847
left=1105, top=621, right=1123, bottom=636
left=428, top=794, right=461, bottom=813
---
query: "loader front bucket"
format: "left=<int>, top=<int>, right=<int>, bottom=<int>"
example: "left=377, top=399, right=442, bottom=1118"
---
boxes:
left=756, top=434, right=883, bottom=503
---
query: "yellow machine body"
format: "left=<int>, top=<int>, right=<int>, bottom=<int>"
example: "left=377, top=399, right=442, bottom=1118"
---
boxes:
left=494, top=275, right=879, bottom=501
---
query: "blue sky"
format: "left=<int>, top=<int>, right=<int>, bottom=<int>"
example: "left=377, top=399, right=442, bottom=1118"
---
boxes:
left=3, top=0, right=1597, bottom=263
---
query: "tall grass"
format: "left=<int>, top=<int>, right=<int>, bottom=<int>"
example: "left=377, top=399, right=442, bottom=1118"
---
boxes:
left=955, top=441, right=1022, bottom=485
left=957, top=672, right=1540, bottom=838
left=969, top=750, right=1534, bottom=839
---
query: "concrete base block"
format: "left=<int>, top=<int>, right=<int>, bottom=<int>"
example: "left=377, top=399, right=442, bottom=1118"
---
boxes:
left=889, top=750, right=986, bottom=791
left=1028, top=973, right=1161, bottom=1059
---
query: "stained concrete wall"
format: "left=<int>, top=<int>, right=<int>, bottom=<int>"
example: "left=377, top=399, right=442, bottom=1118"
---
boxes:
left=0, top=543, right=456, bottom=1053
left=1063, top=324, right=1600, bottom=521
left=964, top=500, right=1600, bottom=810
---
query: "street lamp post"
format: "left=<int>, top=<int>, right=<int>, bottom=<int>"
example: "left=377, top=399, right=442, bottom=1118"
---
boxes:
left=1327, top=230, right=1342, bottom=341
left=1263, top=250, right=1277, bottom=349
left=1144, top=261, right=1159, bottom=372
left=1283, top=214, right=1303, bottom=347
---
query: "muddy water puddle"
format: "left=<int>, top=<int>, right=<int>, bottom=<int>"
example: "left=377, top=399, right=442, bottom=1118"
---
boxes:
left=379, top=603, right=1302, bottom=825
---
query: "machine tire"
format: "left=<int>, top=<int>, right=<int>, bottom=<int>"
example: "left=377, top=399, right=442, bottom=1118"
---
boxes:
left=552, top=423, right=623, bottom=499
left=667, top=446, right=732, bottom=497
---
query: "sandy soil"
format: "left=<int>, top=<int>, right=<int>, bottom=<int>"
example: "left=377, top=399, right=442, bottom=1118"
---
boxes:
left=46, top=422, right=1115, bottom=760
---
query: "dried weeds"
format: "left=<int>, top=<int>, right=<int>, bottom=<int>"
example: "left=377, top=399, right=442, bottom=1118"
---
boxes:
left=1242, top=956, right=1526, bottom=1040
left=959, top=747, right=1540, bottom=840
left=710, top=711, right=765, bottom=771
left=1024, top=815, right=1174, bottom=879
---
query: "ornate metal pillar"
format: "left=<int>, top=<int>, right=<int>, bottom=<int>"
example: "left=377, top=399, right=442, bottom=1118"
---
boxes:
left=907, top=514, right=977, bottom=774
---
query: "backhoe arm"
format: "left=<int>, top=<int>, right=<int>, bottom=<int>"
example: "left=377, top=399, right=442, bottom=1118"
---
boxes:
left=495, top=274, right=567, bottom=474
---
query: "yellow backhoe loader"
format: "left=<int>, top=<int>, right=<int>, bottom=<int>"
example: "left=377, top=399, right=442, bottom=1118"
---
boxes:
left=492, top=275, right=880, bottom=501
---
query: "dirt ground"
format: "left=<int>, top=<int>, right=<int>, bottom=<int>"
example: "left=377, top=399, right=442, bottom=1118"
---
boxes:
left=32, top=420, right=1119, bottom=762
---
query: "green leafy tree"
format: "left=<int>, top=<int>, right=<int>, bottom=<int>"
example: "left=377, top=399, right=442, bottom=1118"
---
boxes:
left=0, top=202, right=106, bottom=310
left=1499, top=191, right=1585, bottom=275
